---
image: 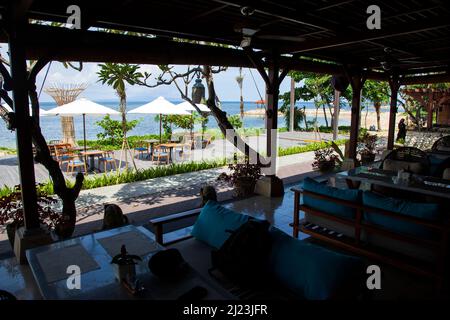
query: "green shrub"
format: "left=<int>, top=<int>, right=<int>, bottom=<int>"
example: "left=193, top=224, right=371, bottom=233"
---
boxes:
left=278, top=139, right=347, bottom=157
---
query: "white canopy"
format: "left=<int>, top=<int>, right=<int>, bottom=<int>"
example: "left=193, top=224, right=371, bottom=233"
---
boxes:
left=4, top=104, right=48, bottom=115
left=128, top=96, right=190, bottom=115
left=45, top=98, right=120, bottom=116
left=177, top=101, right=210, bottom=112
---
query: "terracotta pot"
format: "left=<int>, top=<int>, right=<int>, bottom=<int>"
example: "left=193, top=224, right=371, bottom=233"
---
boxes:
left=234, top=177, right=256, bottom=198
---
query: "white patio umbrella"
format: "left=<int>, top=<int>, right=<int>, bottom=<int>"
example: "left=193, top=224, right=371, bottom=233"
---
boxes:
left=128, top=96, right=190, bottom=142
left=177, top=101, right=211, bottom=112
left=45, top=98, right=120, bottom=152
left=3, top=104, right=48, bottom=115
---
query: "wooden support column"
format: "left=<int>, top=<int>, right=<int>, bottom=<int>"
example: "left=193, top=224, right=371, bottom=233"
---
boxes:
left=345, top=67, right=366, bottom=162
left=245, top=48, right=284, bottom=197
left=387, top=74, right=400, bottom=150
left=266, top=58, right=280, bottom=175
left=8, top=2, right=40, bottom=231
left=333, top=90, right=340, bottom=140
left=289, top=77, right=295, bottom=132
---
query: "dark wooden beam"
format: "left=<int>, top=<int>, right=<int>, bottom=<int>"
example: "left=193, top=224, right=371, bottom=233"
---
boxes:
left=0, top=24, right=393, bottom=81
left=287, top=15, right=450, bottom=54
left=345, top=66, right=366, bottom=162
left=401, top=73, right=450, bottom=85
left=212, top=0, right=334, bottom=31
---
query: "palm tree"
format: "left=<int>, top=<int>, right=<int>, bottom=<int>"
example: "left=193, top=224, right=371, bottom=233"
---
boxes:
left=235, top=67, right=244, bottom=118
left=97, top=63, right=142, bottom=170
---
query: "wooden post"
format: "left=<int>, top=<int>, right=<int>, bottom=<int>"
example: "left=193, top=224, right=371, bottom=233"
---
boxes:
left=333, top=90, right=340, bottom=140
left=387, top=74, right=400, bottom=150
left=289, top=77, right=295, bottom=132
left=266, top=59, right=280, bottom=176
left=427, top=91, right=434, bottom=130
left=8, top=3, right=40, bottom=231
left=346, top=68, right=365, bottom=162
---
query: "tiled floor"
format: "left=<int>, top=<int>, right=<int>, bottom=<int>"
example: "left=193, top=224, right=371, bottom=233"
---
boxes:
left=0, top=174, right=443, bottom=300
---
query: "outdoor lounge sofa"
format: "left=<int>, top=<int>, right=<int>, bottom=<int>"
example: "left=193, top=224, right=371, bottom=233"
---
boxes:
left=149, top=201, right=365, bottom=300
left=293, top=178, right=450, bottom=289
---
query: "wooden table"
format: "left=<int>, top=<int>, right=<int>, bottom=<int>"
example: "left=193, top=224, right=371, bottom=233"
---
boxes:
left=80, top=150, right=104, bottom=171
left=142, top=139, right=159, bottom=159
left=159, top=143, right=188, bottom=162
left=337, top=167, right=450, bottom=200
left=26, top=225, right=234, bottom=300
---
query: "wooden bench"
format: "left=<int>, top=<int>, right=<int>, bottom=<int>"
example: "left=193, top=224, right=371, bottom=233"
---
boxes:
left=292, top=187, right=450, bottom=289
left=149, top=208, right=202, bottom=245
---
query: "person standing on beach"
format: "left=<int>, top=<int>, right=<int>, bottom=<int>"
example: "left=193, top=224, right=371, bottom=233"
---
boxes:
left=396, top=118, right=407, bottom=142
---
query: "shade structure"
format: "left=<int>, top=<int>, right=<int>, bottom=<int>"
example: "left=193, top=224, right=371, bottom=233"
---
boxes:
left=4, top=104, right=48, bottom=115
left=128, top=96, right=190, bottom=142
left=176, top=101, right=210, bottom=112
left=45, top=98, right=120, bottom=152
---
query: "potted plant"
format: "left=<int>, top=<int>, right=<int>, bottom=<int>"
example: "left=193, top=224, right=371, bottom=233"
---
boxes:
left=359, top=132, right=378, bottom=165
left=0, top=185, right=59, bottom=247
left=111, top=245, right=142, bottom=282
left=312, top=148, right=339, bottom=173
left=218, top=156, right=261, bottom=198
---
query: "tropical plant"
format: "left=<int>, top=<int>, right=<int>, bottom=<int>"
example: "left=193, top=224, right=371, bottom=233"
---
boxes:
left=312, top=148, right=339, bottom=172
left=0, top=184, right=59, bottom=245
left=359, top=132, right=378, bottom=156
left=283, top=106, right=305, bottom=130
left=227, top=114, right=243, bottom=129
left=96, top=115, right=141, bottom=144
left=97, top=63, right=142, bottom=138
left=362, top=80, right=390, bottom=131
left=218, top=157, right=261, bottom=186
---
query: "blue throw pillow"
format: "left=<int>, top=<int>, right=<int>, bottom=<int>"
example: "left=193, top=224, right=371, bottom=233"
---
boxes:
left=362, top=191, right=442, bottom=239
left=191, top=201, right=250, bottom=249
left=269, top=227, right=363, bottom=300
left=302, top=177, right=361, bottom=219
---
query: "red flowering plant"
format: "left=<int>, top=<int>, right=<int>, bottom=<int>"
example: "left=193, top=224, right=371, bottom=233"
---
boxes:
left=0, top=184, right=59, bottom=245
left=312, top=148, right=339, bottom=173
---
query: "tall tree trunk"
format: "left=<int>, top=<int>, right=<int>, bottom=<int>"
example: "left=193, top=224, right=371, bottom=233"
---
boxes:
left=203, top=66, right=265, bottom=165
left=374, top=102, right=382, bottom=131
left=240, top=91, right=244, bottom=118
left=322, top=104, right=329, bottom=127
left=119, top=92, right=128, bottom=170
left=0, top=63, right=85, bottom=239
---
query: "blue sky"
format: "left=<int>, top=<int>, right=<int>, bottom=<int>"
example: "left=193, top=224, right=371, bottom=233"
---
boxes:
left=1, top=45, right=292, bottom=103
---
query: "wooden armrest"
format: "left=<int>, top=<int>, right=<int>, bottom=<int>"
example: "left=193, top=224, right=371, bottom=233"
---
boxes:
left=150, top=208, right=201, bottom=226
left=149, top=208, right=202, bottom=245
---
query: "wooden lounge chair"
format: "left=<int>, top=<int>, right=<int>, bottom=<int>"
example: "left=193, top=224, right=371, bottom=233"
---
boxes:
left=152, top=145, right=169, bottom=164
left=133, top=142, right=149, bottom=159
left=98, top=150, right=117, bottom=172
left=54, top=146, right=74, bottom=170
left=67, top=154, right=88, bottom=173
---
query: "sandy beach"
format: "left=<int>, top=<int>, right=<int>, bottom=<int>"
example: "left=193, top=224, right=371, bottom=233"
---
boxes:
left=244, top=107, right=396, bottom=133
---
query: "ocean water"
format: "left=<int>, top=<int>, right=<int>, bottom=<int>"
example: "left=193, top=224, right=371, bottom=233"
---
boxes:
left=0, top=100, right=353, bottom=149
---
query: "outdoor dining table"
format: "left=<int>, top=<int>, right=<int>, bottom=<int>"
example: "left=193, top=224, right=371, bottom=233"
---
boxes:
left=337, top=166, right=450, bottom=200
left=142, top=139, right=159, bottom=159
left=80, top=149, right=104, bottom=172
left=26, top=225, right=235, bottom=300
left=159, top=142, right=188, bottom=162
